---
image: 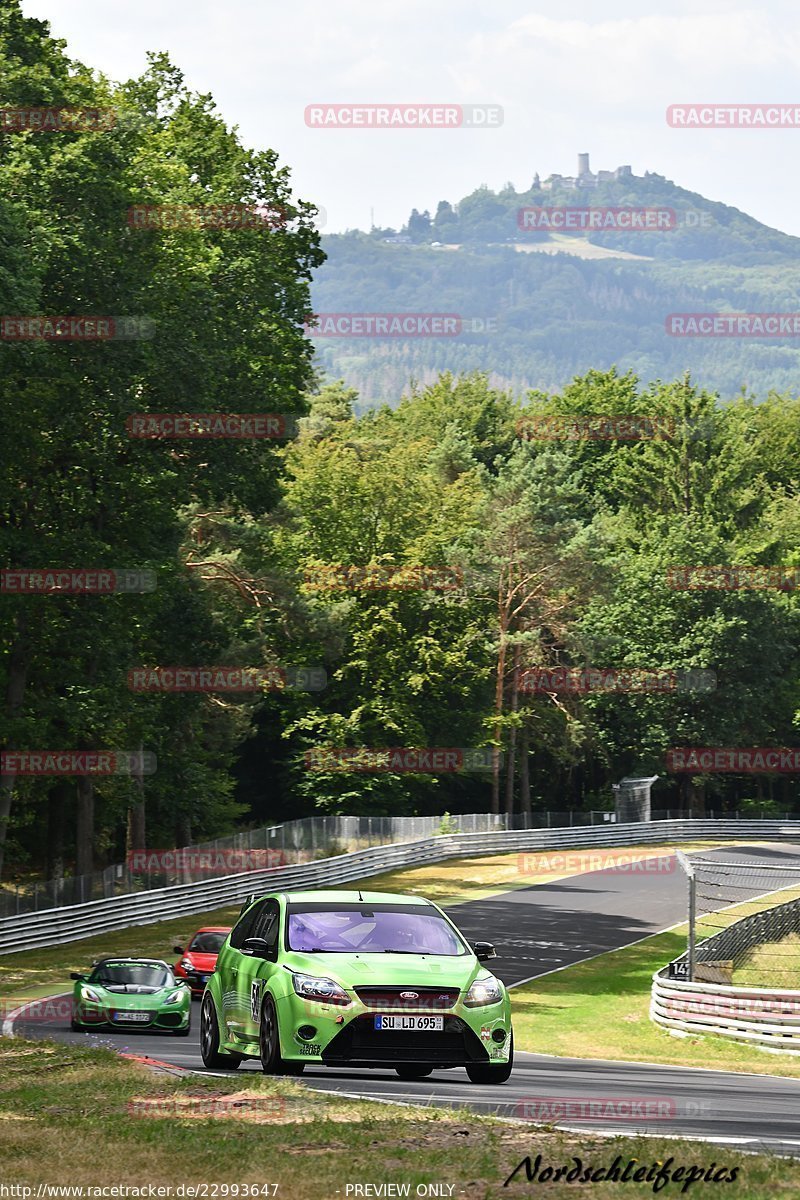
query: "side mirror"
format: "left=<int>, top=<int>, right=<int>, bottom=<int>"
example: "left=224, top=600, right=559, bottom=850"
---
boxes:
left=472, top=941, right=496, bottom=962
left=242, top=937, right=275, bottom=959
left=70, top=972, right=87, bottom=981
left=173, top=945, right=184, bottom=954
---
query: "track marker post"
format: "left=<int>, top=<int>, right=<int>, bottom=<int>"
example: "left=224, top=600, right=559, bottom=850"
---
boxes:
left=676, top=849, right=696, bottom=980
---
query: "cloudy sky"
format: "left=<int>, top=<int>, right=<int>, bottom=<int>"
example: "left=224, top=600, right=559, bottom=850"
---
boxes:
left=20, top=1, right=800, bottom=235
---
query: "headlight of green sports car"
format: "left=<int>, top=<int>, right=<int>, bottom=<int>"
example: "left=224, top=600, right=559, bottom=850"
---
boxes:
left=80, top=985, right=103, bottom=1004
left=464, top=974, right=503, bottom=1007
left=165, top=988, right=187, bottom=1005
left=291, top=971, right=351, bottom=1006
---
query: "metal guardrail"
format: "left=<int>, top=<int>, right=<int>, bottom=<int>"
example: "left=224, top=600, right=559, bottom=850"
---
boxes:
left=651, top=859, right=800, bottom=1050
left=651, top=975, right=800, bottom=1051
left=3, top=818, right=800, bottom=955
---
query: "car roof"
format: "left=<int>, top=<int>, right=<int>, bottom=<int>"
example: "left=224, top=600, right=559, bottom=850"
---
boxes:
left=280, top=890, right=431, bottom=905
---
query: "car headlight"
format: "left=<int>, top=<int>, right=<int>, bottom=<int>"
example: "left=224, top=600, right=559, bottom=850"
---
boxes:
left=179, top=960, right=193, bottom=971
left=165, top=988, right=186, bottom=1005
left=80, top=985, right=102, bottom=1004
left=464, top=974, right=503, bottom=1007
left=291, top=972, right=351, bottom=1007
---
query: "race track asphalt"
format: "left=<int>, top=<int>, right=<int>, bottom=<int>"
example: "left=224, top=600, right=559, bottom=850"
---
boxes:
left=11, top=842, right=800, bottom=1153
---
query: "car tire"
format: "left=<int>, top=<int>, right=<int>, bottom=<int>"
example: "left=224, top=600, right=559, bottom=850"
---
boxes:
left=200, top=994, right=242, bottom=1068
left=70, top=1017, right=83, bottom=1032
left=395, top=1065, right=434, bottom=1079
left=259, top=994, right=305, bottom=1076
left=465, top=1031, right=514, bottom=1085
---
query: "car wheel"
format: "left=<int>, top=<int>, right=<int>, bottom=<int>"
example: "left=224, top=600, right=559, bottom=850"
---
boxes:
left=70, top=1018, right=83, bottom=1032
left=200, top=994, right=242, bottom=1068
left=465, top=1031, right=514, bottom=1085
left=259, top=994, right=305, bottom=1076
left=395, top=1065, right=434, bottom=1079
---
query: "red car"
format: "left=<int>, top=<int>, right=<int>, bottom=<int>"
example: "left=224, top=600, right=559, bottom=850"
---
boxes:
left=173, top=927, right=231, bottom=997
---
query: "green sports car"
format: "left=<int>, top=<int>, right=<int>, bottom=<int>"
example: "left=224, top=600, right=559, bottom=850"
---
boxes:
left=200, top=889, right=513, bottom=1083
left=70, top=957, right=192, bottom=1035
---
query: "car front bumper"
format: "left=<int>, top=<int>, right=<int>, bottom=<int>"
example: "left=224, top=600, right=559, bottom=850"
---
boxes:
left=276, top=992, right=511, bottom=1067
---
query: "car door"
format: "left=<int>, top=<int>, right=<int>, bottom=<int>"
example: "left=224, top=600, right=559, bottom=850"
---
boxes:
left=220, top=899, right=267, bottom=1039
left=236, top=898, right=281, bottom=1042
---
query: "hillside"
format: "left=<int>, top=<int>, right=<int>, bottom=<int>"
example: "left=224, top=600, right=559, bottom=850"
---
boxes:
left=309, top=166, right=800, bottom=403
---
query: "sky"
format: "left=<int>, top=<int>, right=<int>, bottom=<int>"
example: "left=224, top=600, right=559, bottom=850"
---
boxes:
left=19, top=1, right=800, bottom=235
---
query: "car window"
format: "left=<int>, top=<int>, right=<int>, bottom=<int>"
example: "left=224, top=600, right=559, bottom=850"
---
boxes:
left=90, top=962, right=172, bottom=988
left=286, top=904, right=466, bottom=955
left=229, top=900, right=266, bottom=949
left=188, top=931, right=228, bottom=953
left=251, top=899, right=280, bottom=950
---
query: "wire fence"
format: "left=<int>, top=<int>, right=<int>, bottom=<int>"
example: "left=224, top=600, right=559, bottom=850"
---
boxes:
left=1, top=807, right=792, bottom=918
left=687, top=851, right=800, bottom=986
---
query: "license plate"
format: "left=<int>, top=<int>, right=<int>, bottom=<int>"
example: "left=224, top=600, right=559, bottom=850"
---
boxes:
left=201, top=975, right=209, bottom=983
left=113, top=1011, right=150, bottom=1022
left=374, top=1015, right=443, bottom=1031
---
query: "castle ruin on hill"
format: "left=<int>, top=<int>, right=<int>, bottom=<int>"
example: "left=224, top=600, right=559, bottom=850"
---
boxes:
left=537, top=153, right=633, bottom=191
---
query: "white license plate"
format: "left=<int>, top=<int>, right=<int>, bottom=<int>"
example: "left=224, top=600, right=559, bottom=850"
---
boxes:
left=113, top=1011, right=150, bottom=1022
left=374, top=1015, right=443, bottom=1031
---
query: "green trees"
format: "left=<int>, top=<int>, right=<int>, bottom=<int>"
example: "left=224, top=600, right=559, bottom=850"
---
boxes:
left=0, top=3, right=322, bottom=879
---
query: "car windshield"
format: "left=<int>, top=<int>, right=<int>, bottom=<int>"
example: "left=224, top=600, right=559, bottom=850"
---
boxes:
left=90, top=962, right=172, bottom=989
left=188, top=931, right=227, bottom=953
left=286, top=904, right=467, bottom=955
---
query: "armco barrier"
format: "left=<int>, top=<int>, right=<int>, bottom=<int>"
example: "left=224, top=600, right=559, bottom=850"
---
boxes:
left=651, top=974, right=800, bottom=1053
left=3, top=818, right=800, bottom=955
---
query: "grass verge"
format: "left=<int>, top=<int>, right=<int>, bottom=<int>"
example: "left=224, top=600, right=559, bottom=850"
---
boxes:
left=511, top=924, right=800, bottom=1078
left=0, top=1036, right=795, bottom=1197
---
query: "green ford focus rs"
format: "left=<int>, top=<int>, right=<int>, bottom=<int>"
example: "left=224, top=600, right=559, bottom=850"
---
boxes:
left=200, top=889, right=513, bottom=1083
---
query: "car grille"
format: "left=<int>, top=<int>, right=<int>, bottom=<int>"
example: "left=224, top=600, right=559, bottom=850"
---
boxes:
left=355, top=987, right=460, bottom=1011
left=157, top=1012, right=184, bottom=1028
left=322, top=1015, right=488, bottom=1066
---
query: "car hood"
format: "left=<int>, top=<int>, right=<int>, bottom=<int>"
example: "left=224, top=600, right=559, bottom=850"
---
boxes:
left=79, top=986, right=179, bottom=1007
left=183, top=953, right=217, bottom=969
left=285, top=952, right=481, bottom=990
